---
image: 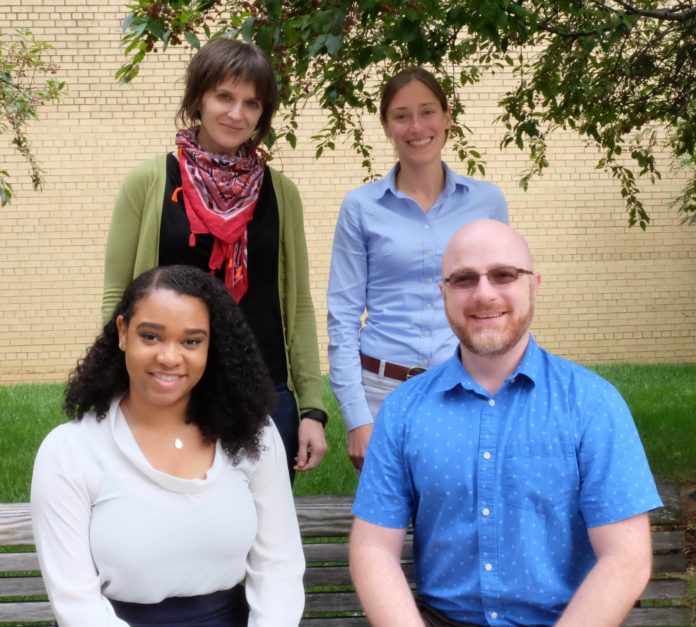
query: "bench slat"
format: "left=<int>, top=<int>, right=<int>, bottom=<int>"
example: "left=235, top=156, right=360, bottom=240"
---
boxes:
left=651, top=529, right=685, bottom=552
left=300, top=618, right=367, bottom=626
left=1, top=483, right=682, bottom=544
left=624, top=605, right=692, bottom=626
left=0, top=601, right=52, bottom=622
left=0, top=576, right=47, bottom=597
left=304, top=565, right=415, bottom=589
left=652, top=552, right=687, bottom=574
left=641, top=577, right=688, bottom=600
left=303, top=541, right=414, bottom=564
left=0, top=504, right=33, bottom=546
left=305, top=590, right=362, bottom=613
left=0, top=551, right=40, bottom=573
left=295, top=495, right=355, bottom=537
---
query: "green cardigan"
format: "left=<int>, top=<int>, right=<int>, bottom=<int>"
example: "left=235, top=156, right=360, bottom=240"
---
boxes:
left=102, top=154, right=326, bottom=415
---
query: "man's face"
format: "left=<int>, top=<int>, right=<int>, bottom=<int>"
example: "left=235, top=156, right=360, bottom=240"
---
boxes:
left=442, top=269, right=536, bottom=357
left=440, top=222, right=539, bottom=359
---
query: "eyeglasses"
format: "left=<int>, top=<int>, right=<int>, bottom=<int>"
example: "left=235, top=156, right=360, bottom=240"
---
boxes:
left=442, top=266, right=534, bottom=289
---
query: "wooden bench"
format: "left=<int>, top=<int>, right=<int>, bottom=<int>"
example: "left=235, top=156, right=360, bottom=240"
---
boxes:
left=1, top=484, right=691, bottom=626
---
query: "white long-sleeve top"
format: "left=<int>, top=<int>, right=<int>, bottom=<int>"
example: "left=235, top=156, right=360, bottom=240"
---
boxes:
left=30, top=398, right=305, bottom=627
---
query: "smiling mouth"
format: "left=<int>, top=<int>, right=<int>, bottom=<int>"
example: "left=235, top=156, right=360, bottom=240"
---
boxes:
left=408, top=137, right=432, bottom=146
left=470, top=312, right=506, bottom=320
left=151, top=373, right=182, bottom=382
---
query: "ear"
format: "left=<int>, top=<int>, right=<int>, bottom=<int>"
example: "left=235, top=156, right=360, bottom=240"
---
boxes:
left=444, top=108, right=452, bottom=130
left=115, top=315, right=127, bottom=352
left=532, top=272, right=542, bottom=298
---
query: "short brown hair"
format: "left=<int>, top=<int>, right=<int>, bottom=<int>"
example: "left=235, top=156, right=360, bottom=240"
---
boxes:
left=380, top=67, right=448, bottom=123
left=176, top=38, right=279, bottom=150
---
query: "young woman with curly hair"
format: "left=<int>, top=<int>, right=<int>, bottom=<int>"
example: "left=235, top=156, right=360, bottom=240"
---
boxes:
left=31, top=265, right=304, bottom=627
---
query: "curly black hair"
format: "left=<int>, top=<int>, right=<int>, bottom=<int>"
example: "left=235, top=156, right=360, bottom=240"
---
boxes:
left=64, top=265, right=275, bottom=461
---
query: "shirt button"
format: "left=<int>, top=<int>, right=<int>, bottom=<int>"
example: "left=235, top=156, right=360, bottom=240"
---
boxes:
left=484, top=563, right=493, bottom=572
left=483, top=451, right=491, bottom=460
left=427, top=277, right=433, bottom=283
left=426, top=249, right=433, bottom=256
left=482, top=507, right=490, bottom=517
left=490, top=611, right=499, bottom=619
left=488, top=399, right=495, bottom=407
left=424, top=330, right=431, bottom=337
left=424, top=224, right=430, bottom=230
left=425, top=303, right=432, bottom=310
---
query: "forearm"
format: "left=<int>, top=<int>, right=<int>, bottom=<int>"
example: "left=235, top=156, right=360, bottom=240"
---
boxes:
left=349, top=520, right=424, bottom=627
left=556, top=515, right=652, bottom=627
left=556, top=557, right=649, bottom=626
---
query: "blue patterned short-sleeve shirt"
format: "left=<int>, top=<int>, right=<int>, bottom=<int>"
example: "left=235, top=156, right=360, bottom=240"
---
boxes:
left=353, top=337, right=662, bottom=626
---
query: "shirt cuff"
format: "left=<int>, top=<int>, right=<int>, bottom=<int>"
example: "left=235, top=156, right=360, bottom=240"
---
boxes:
left=340, top=398, right=375, bottom=431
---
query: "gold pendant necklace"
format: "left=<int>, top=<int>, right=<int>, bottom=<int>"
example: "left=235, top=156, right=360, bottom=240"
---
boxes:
left=121, top=401, right=185, bottom=450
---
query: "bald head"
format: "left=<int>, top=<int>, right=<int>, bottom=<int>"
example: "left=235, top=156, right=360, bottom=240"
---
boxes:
left=442, top=219, right=534, bottom=277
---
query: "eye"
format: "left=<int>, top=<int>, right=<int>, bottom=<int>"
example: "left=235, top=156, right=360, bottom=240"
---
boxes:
left=139, top=332, right=159, bottom=343
left=489, top=267, right=519, bottom=284
left=449, top=272, right=478, bottom=289
left=183, top=337, right=203, bottom=347
left=246, top=100, right=261, bottom=109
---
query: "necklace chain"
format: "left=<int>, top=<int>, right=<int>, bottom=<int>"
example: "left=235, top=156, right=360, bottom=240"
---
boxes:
left=120, top=401, right=185, bottom=450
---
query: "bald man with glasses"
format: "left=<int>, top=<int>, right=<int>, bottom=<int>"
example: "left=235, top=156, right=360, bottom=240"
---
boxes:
left=350, top=219, right=662, bottom=627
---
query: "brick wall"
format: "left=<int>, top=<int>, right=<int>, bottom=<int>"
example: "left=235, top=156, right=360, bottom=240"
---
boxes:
left=1, top=0, right=695, bottom=383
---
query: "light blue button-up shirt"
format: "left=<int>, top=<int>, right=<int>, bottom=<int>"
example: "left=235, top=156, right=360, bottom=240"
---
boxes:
left=353, top=338, right=663, bottom=626
left=328, top=162, right=508, bottom=430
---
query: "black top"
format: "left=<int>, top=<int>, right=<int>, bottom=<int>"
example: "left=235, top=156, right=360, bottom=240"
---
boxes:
left=159, top=153, right=288, bottom=385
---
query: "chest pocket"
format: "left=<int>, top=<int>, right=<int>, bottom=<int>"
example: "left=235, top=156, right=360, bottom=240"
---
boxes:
left=503, top=443, right=579, bottom=514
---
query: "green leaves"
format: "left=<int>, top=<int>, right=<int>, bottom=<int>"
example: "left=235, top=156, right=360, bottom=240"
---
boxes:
left=111, top=0, right=696, bottom=226
left=0, top=29, right=65, bottom=206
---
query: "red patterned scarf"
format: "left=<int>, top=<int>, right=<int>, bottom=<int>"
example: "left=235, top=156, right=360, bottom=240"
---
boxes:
left=174, top=127, right=265, bottom=302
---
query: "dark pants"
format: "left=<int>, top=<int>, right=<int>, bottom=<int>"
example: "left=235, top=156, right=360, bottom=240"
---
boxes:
left=416, top=598, right=482, bottom=627
left=270, top=383, right=299, bottom=483
left=109, top=586, right=248, bottom=626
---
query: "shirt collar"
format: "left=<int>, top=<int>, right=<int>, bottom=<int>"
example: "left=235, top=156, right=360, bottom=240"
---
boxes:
left=373, top=161, right=467, bottom=202
left=434, top=336, right=541, bottom=395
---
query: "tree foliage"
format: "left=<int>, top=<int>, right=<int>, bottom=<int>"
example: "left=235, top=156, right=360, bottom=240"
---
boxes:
left=0, top=30, right=65, bottom=206
left=117, top=0, right=696, bottom=228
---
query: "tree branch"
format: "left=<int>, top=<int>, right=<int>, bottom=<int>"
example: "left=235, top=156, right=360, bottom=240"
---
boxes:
left=610, top=0, right=696, bottom=22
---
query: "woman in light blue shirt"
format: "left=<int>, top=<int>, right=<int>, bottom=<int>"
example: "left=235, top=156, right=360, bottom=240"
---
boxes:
left=328, top=67, right=509, bottom=469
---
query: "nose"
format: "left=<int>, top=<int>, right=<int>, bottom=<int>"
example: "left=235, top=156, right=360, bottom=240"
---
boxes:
left=226, top=103, right=243, bottom=119
left=157, top=342, right=182, bottom=367
left=472, top=274, right=498, bottom=301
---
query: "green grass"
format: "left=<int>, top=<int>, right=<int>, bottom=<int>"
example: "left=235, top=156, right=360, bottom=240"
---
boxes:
left=0, top=384, right=65, bottom=502
left=589, top=363, right=696, bottom=482
left=1, top=363, right=695, bottom=502
left=293, top=379, right=357, bottom=496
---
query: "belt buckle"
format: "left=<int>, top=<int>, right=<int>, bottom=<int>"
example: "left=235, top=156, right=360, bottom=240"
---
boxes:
left=405, top=366, right=425, bottom=379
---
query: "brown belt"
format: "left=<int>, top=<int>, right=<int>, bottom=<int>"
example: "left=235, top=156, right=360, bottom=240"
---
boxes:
left=360, top=353, right=427, bottom=381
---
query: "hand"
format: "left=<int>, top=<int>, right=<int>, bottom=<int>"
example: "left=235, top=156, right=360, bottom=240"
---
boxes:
left=294, top=418, right=328, bottom=472
left=348, top=423, right=374, bottom=470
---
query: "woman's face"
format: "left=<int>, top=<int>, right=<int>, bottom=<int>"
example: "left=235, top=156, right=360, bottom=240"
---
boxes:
left=197, top=76, right=263, bottom=156
left=116, top=289, right=210, bottom=413
left=381, top=79, right=451, bottom=169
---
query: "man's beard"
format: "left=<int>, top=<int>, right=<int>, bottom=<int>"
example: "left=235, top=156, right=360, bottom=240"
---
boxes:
left=450, top=292, right=535, bottom=358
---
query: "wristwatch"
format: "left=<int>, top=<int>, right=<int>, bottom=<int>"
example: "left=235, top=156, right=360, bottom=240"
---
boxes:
left=300, top=409, right=328, bottom=427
